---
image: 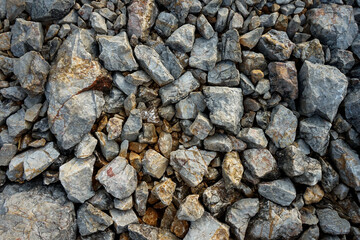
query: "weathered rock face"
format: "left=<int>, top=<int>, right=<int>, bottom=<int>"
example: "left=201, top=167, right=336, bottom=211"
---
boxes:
left=298, top=61, right=348, bottom=122
left=345, top=84, right=360, bottom=133
left=307, top=4, right=358, bottom=50
left=46, top=29, right=111, bottom=150
left=29, top=0, right=76, bottom=21
left=0, top=181, right=77, bottom=240
left=268, top=61, right=298, bottom=100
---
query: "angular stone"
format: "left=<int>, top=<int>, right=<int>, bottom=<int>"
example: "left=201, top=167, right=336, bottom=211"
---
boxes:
left=134, top=45, right=174, bottom=86
left=0, top=143, right=17, bottom=166
left=14, top=51, right=50, bottom=95
left=266, top=105, right=297, bottom=148
left=46, top=29, right=110, bottom=150
left=166, top=24, right=195, bottom=53
left=96, top=132, right=119, bottom=161
left=268, top=61, right=298, bottom=100
left=128, top=224, right=179, bottom=240
left=159, top=71, right=199, bottom=105
left=77, top=203, right=113, bottom=236
left=222, top=29, right=242, bottom=63
left=88, top=189, right=114, bottom=211
left=299, top=116, right=331, bottom=156
left=81, top=229, right=115, bottom=240
left=152, top=178, right=176, bottom=206
left=177, top=194, right=204, bottom=222
left=203, top=133, right=233, bottom=152
left=258, top=178, right=296, bottom=206
left=344, top=84, right=360, bottom=133
left=135, top=181, right=148, bottom=216
left=142, top=149, right=168, bottom=179
left=6, top=108, right=32, bottom=138
left=222, top=151, right=243, bottom=188
left=90, top=12, right=107, bottom=34
left=197, top=14, right=215, bottom=39
left=248, top=201, right=302, bottom=240
left=330, top=139, right=360, bottom=191
left=202, top=0, right=223, bottom=17
left=96, top=156, right=137, bottom=199
left=317, top=208, right=350, bottom=235
left=184, top=212, right=230, bottom=240
left=74, top=133, right=98, bottom=159
left=225, top=198, right=259, bottom=240
left=106, top=115, right=123, bottom=140
left=329, top=49, right=355, bottom=74
left=127, top=0, right=158, bottom=41
left=110, top=209, right=138, bottom=234
left=113, top=73, right=137, bottom=96
left=29, top=0, right=75, bottom=21
left=243, top=148, right=278, bottom=179
left=114, top=196, right=133, bottom=211
left=240, top=27, right=263, bottom=49
left=121, top=109, right=142, bottom=142
left=203, top=86, right=243, bottom=134
left=303, top=184, right=324, bottom=204
left=59, top=155, right=95, bottom=203
left=155, top=12, right=178, bottom=37
left=98, top=33, right=138, bottom=72
left=24, top=103, right=42, bottom=122
left=293, top=39, right=325, bottom=64
left=237, top=127, right=268, bottom=149
left=175, top=92, right=206, bottom=120
left=292, top=155, right=322, bottom=186
left=170, top=146, right=209, bottom=187
left=0, top=181, right=76, bottom=240
left=0, top=100, right=20, bottom=126
left=189, top=35, right=218, bottom=71
left=239, top=51, right=267, bottom=75
left=258, top=29, right=295, bottom=61
left=189, top=113, right=213, bottom=140
left=7, top=142, right=60, bottom=182
left=299, top=61, right=348, bottom=122
left=157, top=46, right=184, bottom=79
left=207, top=61, right=240, bottom=86
left=307, top=4, right=358, bottom=50
left=11, top=18, right=44, bottom=57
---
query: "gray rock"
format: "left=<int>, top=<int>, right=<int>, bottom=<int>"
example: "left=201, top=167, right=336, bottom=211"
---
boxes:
left=77, top=203, right=113, bottom=236
left=352, top=33, right=360, bottom=59
left=90, top=12, right=107, bottom=34
left=166, top=24, right=195, bottom=53
left=59, top=155, right=96, bottom=203
left=299, top=61, right=348, bottom=122
left=121, top=109, right=142, bottom=141
left=29, top=0, right=75, bottom=21
left=134, top=181, right=148, bottom=216
left=78, top=4, right=93, bottom=21
left=237, top=127, right=268, bottom=149
left=110, top=209, right=138, bottom=234
left=293, top=39, right=325, bottom=64
left=14, top=51, right=50, bottom=95
left=189, top=113, right=213, bottom=140
left=155, top=12, right=178, bottom=37
left=184, top=212, right=230, bottom=240
left=0, top=0, right=6, bottom=19
left=329, top=49, right=355, bottom=74
left=0, top=181, right=76, bottom=240
left=277, top=145, right=307, bottom=178
left=298, top=225, right=319, bottom=240
left=175, top=92, right=206, bottom=119
left=159, top=71, right=200, bottom=105
left=266, top=105, right=297, bottom=148
left=221, top=29, right=242, bottom=63
left=203, top=133, right=233, bottom=152
left=240, top=27, right=263, bottom=49
left=258, top=29, right=295, bottom=61
left=142, top=149, right=168, bottom=179
left=229, top=12, right=244, bottom=30
left=260, top=12, right=279, bottom=28
left=106, top=115, right=123, bottom=140
left=128, top=224, right=179, bottom=240
left=307, top=4, right=358, bottom=50
left=75, top=133, right=98, bottom=159
left=113, top=73, right=137, bottom=96
left=134, top=45, right=174, bottom=86
left=177, top=194, right=204, bottom=221
left=208, top=61, right=240, bottom=86
left=243, top=148, right=278, bottom=179
left=125, top=71, right=151, bottom=86
left=317, top=208, right=350, bottom=235
left=0, top=143, right=17, bottom=166
left=203, top=86, right=243, bottom=134
left=7, top=142, right=60, bottom=182
left=96, top=132, right=119, bottom=161
left=225, top=198, right=260, bottom=240
left=258, top=178, right=296, bottom=206
left=98, top=33, right=138, bottom=72
left=240, top=51, right=267, bottom=75
left=114, top=196, right=133, bottom=211
left=127, top=0, right=158, bottom=41
left=299, top=116, right=331, bottom=156
left=189, top=34, right=218, bottom=71
left=215, top=8, right=229, bottom=32
left=95, top=156, right=137, bottom=199
left=0, top=86, right=27, bottom=101
left=88, top=189, right=114, bottom=211
left=0, top=100, right=20, bottom=126
left=268, top=61, right=298, bottom=100
left=0, top=55, right=15, bottom=76
left=11, top=18, right=44, bottom=57
left=45, top=24, right=60, bottom=41
left=344, top=84, right=360, bottom=133
left=46, top=29, right=109, bottom=150
left=330, top=139, right=360, bottom=191
left=170, top=146, right=209, bottom=187
left=248, top=201, right=302, bottom=239
left=6, top=108, right=31, bottom=138
left=197, top=14, right=215, bottom=39
left=25, top=103, right=42, bottom=122
left=320, top=158, right=339, bottom=193
left=158, top=46, right=184, bottom=79
left=81, top=229, right=115, bottom=240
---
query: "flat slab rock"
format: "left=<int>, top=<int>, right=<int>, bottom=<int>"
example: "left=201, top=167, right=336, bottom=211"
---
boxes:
left=0, top=181, right=77, bottom=240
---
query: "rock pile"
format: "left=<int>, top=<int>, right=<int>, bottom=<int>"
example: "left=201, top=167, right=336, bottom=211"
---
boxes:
left=0, top=0, right=360, bottom=239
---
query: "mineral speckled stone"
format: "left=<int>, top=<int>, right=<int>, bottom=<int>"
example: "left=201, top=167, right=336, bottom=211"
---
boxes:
left=222, top=151, right=244, bottom=188
left=207, top=61, right=240, bottom=86
left=258, top=178, right=297, bottom=206
left=189, top=34, right=218, bottom=71
left=258, top=29, right=295, bottom=61
left=166, top=24, right=195, bottom=52
left=317, top=208, right=351, bottom=235
left=142, top=149, right=169, bottom=179
left=268, top=61, right=298, bottom=100
left=243, top=148, right=278, bottom=179
left=177, top=194, right=204, bottom=221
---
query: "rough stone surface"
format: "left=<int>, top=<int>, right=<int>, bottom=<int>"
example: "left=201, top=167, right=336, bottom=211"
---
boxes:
left=177, top=194, right=204, bottom=222
left=258, top=29, right=295, bottom=61
left=110, top=209, right=138, bottom=234
left=142, top=149, right=168, bottom=179
left=293, top=39, right=325, bottom=64
left=317, top=208, right=351, bottom=235
left=299, top=61, right=348, bottom=122
left=344, top=84, right=360, bottom=133
left=74, top=133, right=98, bottom=159
left=0, top=181, right=76, bottom=240
left=222, top=29, right=242, bottom=63
left=238, top=127, right=268, bottom=149
left=222, top=151, right=244, bottom=188
left=189, top=35, right=218, bottom=71
left=29, top=0, right=75, bottom=21
left=128, top=224, right=179, bottom=240
left=166, top=24, right=195, bottom=52
left=207, top=61, right=240, bottom=86
left=258, top=178, right=297, bottom=206
left=77, top=203, right=113, bottom=236
left=268, top=61, right=298, bottom=100
left=243, top=148, right=278, bottom=179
